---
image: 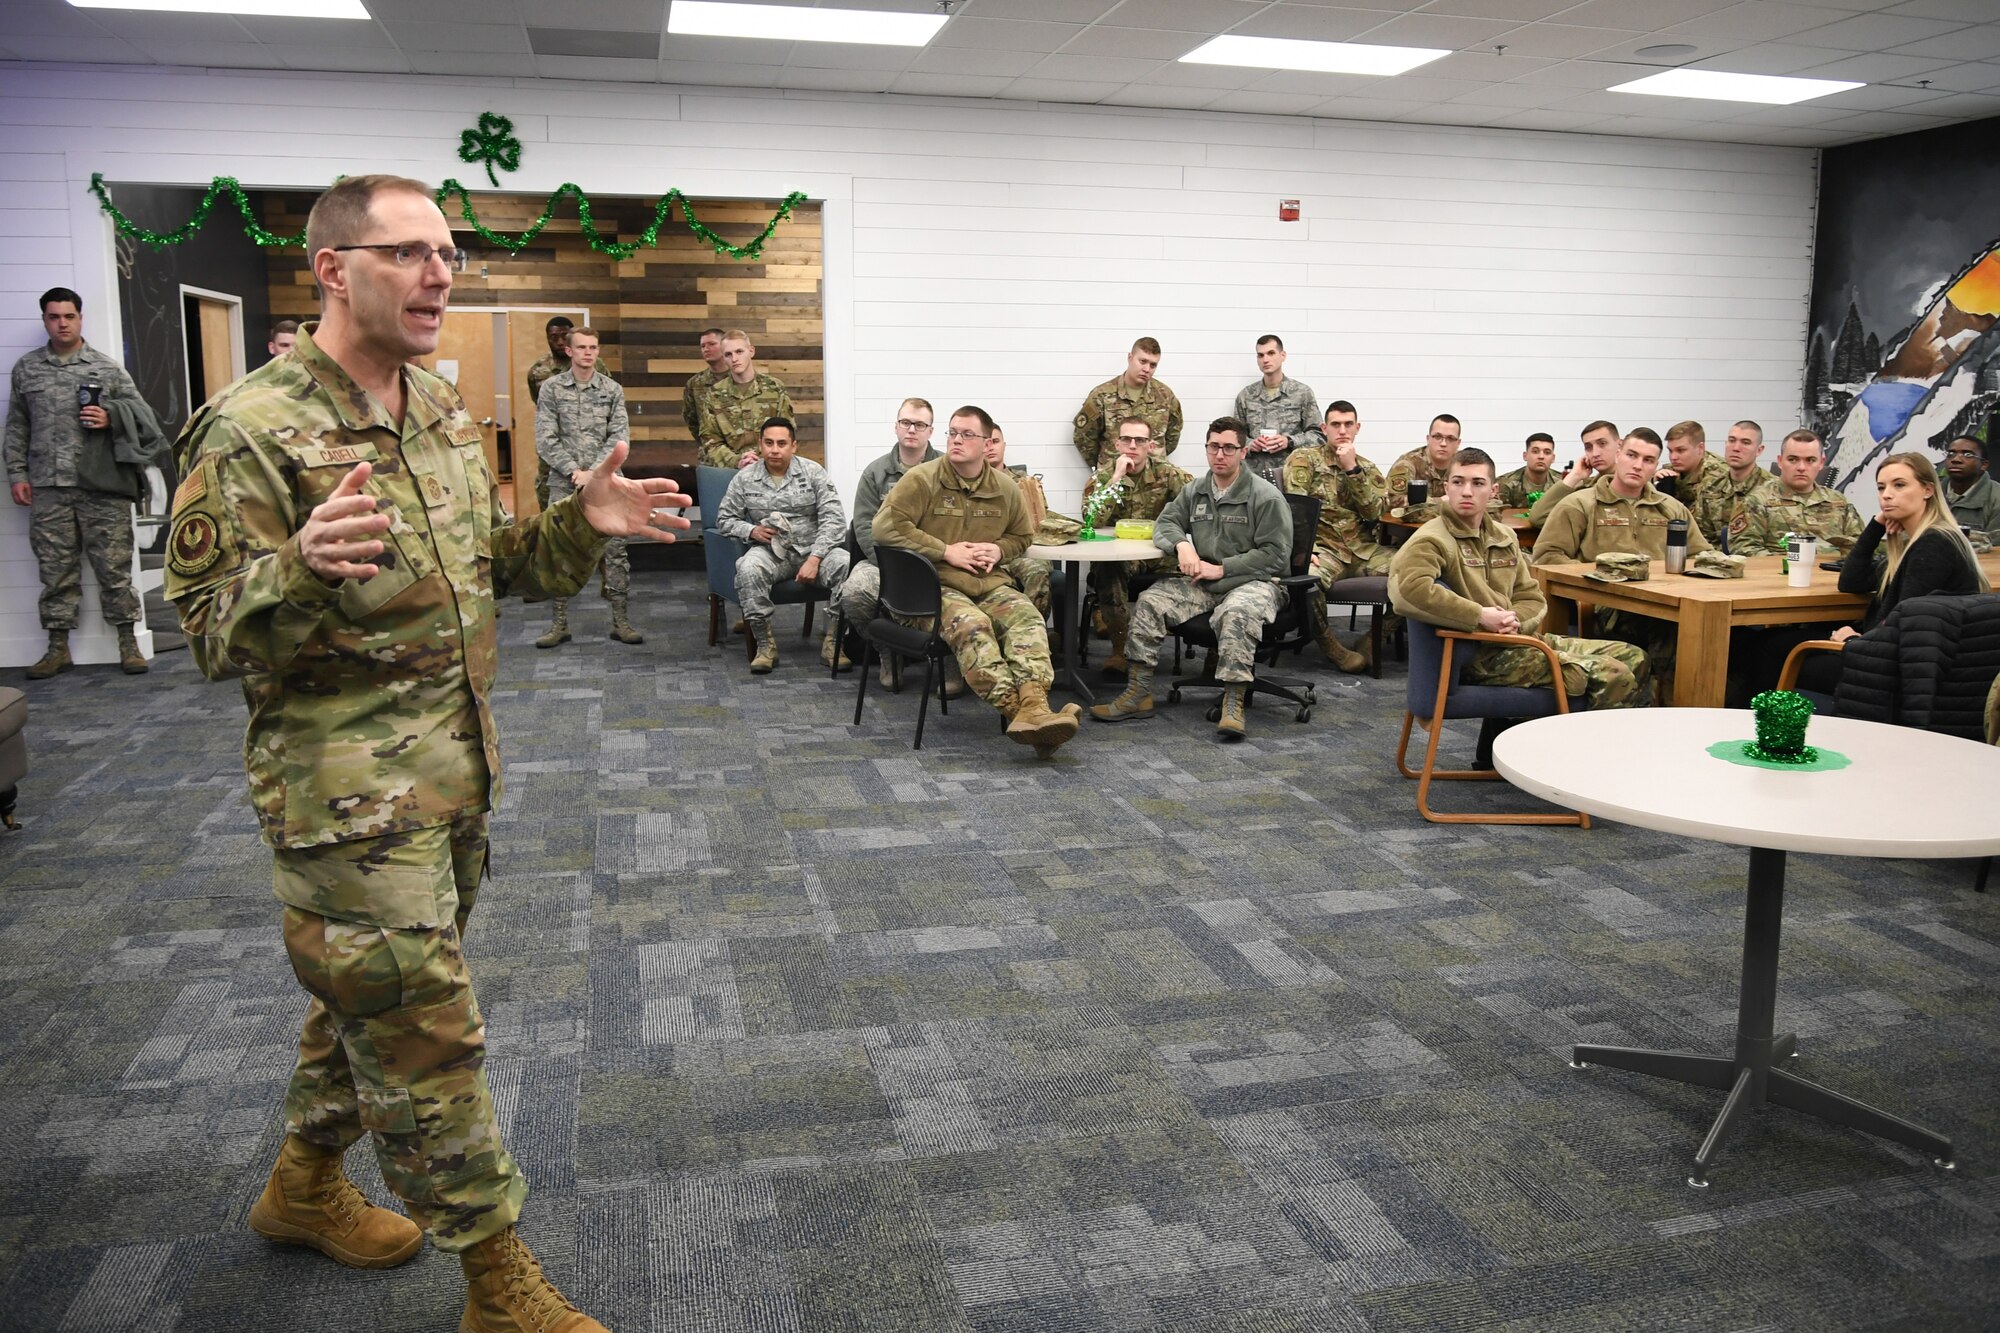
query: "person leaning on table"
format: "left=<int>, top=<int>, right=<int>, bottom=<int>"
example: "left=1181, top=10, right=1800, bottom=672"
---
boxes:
left=1741, top=450, right=1986, bottom=698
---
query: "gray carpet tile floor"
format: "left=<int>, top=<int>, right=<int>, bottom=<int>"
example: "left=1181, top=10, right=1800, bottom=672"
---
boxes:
left=3, top=571, right=1997, bottom=1332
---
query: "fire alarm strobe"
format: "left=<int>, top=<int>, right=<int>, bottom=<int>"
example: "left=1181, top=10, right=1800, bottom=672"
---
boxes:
left=1278, top=199, right=1300, bottom=221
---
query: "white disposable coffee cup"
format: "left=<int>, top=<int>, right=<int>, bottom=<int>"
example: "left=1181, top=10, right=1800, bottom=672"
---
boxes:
left=1788, top=538, right=1815, bottom=587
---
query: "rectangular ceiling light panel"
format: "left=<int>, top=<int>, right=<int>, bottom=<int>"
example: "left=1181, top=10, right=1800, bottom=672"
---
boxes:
left=68, top=0, right=369, bottom=15
left=1609, top=69, right=1864, bottom=105
left=1180, top=35, right=1448, bottom=78
left=668, top=1, right=948, bottom=47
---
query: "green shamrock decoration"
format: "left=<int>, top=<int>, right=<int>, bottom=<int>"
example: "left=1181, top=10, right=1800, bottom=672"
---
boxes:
left=458, top=112, right=521, bottom=188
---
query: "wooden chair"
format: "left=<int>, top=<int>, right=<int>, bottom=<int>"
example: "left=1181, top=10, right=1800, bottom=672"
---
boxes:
left=1395, top=619, right=1588, bottom=826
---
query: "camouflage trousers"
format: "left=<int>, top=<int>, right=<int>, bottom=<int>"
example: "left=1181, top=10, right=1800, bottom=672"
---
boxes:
left=839, top=558, right=884, bottom=626
left=1464, top=633, right=1651, bottom=711
left=29, top=485, right=140, bottom=629
left=1003, top=556, right=1052, bottom=620
left=1128, top=577, right=1287, bottom=684
left=1309, top=543, right=1395, bottom=636
left=1090, top=553, right=1178, bottom=635
left=275, top=814, right=524, bottom=1253
left=533, top=458, right=550, bottom=513
left=1595, top=609, right=1676, bottom=684
left=735, top=544, right=850, bottom=620
left=931, top=585, right=1052, bottom=705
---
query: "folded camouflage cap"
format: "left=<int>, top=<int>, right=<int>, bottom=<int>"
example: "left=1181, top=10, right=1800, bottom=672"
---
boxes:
left=1683, top=551, right=1747, bottom=579
left=1584, top=552, right=1651, bottom=582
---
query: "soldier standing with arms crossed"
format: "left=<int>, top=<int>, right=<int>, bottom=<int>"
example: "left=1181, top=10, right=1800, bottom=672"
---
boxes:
left=167, top=175, right=687, bottom=1333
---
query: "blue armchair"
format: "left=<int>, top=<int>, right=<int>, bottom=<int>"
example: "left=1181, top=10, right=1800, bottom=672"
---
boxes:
left=698, top=465, right=831, bottom=659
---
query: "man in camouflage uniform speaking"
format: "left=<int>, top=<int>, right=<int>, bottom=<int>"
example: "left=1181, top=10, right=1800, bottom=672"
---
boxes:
left=5, top=286, right=151, bottom=677
left=166, top=175, right=688, bottom=1333
left=1073, top=336, right=1184, bottom=470
left=534, top=325, right=644, bottom=648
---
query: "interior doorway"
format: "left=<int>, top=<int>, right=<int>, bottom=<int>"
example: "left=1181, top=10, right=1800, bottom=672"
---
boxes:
left=180, top=286, right=244, bottom=410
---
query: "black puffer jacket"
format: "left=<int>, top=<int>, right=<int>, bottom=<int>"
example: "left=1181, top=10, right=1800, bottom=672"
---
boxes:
left=1837, top=593, right=2000, bottom=740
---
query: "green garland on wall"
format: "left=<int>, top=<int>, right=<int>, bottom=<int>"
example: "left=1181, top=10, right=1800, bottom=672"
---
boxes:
left=89, top=173, right=808, bottom=262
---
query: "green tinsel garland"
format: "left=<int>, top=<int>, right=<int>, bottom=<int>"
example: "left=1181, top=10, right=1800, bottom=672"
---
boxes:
left=90, top=172, right=807, bottom=262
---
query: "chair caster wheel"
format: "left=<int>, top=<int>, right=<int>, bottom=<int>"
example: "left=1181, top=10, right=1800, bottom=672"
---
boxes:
left=1935, top=1157, right=1957, bottom=1172
left=1294, top=708, right=1310, bottom=723
left=1686, top=1175, right=1710, bottom=1189
left=1168, top=689, right=1181, bottom=704
left=1567, top=1059, right=1588, bottom=1070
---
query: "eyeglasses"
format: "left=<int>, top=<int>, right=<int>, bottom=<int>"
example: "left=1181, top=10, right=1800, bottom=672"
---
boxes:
left=332, top=242, right=469, bottom=272
left=946, top=428, right=988, bottom=442
left=1427, top=432, right=1460, bottom=444
left=1205, top=441, right=1246, bottom=455
left=896, top=419, right=934, bottom=431
left=1943, top=449, right=1982, bottom=459
left=1117, top=434, right=1151, bottom=445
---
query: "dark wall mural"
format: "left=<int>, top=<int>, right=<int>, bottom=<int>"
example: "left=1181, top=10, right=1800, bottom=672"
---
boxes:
left=1807, top=116, right=2000, bottom=501
left=110, top=183, right=275, bottom=436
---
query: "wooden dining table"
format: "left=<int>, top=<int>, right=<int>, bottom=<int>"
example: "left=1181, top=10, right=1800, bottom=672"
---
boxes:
left=1533, top=550, right=2000, bottom=708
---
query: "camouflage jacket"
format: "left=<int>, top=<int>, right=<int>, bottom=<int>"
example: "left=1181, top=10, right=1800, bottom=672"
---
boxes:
left=5, top=342, right=145, bottom=487
left=524, top=351, right=568, bottom=405
left=1072, top=375, right=1184, bottom=470
left=716, top=456, right=846, bottom=559
left=1082, top=455, right=1192, bottom=525
left=695, top=372, right=792, bottom=470
left=1532, top=477, right=1712, bottom=565
left=1384, top=447, right=1452, bottom=511
left=874, top=458, right=1033, bottom=599
left=1390, top=510, right=1543, bottom=636
left=850, top=443, right=939, bottom=559
left=1494, top=466, right=1556, bottom=510
left=535, top=369, right=629, bottom=499
left=1663, top=451, right=1735, bottom=544
left=1281, top=445, right=1386, bottom=566
left=1728, top=483, right=1863, bottom=557
left=166, top=323, right=607, bottom=861
left=1154, top=467, right=1291, bottom=596
left=1722, top=467, right=1777, bottom=523
left=1232, top=376, right=1323, bottom=484
left=681, top=366, right=722, bottom=437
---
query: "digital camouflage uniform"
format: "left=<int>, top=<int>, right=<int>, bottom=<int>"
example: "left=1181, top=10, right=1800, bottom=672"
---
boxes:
left=1728, top=483, right=1863, bottom=557
left=873, top=457, right=1049, bottom=706
left=536, top=368, right=632, bottom=599
left=716, top=455, right=849, bottom=619
left=1072, top=376, right=1184, bottom=470
left=1129, top=469, right=1291, bottom=684
left=1389, top=509, right=1649, bottom=710
left=1385, top=446, right=1452, bottom=515
left=695, top=373, right=793, bottom=470
left=681, top=366, right=721, bottom=439
left=1532, top=477, right=1710, bottom=678
left=1232, top=376, right=1323, bottom=486
left=1663, top=450, right=1736, bottom=545
left=167, top=323, right=608, bottom=1253
left=523, top=350, right=567, bottom=511
left=1080, top=454, right=1190, bottom=632
left=1494, top=466, right=1556, bottom=511
left=840, top=442, right=939, bottom=629
left=4, top=341, right=145, bottom=630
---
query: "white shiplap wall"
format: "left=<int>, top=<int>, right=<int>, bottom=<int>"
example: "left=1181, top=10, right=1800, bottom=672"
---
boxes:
left=0, top=62, right=1818, bottom=667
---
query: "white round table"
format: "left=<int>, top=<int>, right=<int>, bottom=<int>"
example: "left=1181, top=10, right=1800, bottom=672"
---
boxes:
left=1494, top=708, right=2000, bottom=1185
left=1025, top=534, right=1165, bottom=702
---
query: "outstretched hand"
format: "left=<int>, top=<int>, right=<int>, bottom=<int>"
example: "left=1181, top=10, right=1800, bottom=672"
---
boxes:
left=578, top=441, right=692, bottom=542
left=300, top=462, right=389, bottom=582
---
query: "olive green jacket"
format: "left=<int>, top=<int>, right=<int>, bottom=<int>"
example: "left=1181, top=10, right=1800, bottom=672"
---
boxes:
left=873, top=457, right=1034, bottom=597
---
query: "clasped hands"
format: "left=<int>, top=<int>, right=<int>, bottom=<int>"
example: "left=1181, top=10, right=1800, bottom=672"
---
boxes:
left=1476, top=605, right=1522, bottom=635
left=1175, top=540, right=1224, bottom=582
left=943, top=541, right=1003, bottom=575
left=300, top=441, right=689, bottom=583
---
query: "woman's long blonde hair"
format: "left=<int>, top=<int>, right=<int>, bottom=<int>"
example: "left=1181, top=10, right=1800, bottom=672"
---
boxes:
left=1876, top=452, right=1988, bottom=591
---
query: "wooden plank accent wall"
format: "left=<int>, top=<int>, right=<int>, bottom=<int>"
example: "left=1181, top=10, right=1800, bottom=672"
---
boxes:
left=260, top=192, right=824, bottom=473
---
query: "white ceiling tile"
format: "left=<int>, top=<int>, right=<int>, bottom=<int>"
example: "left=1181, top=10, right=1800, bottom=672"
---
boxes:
left=1891, top=27, right=2000, bottom=60
left=1759, top=126, right=1875, bottom=144
left=785, top=43, right=920, bottom=70
left=775, top=66, right=900, bottom=91
left=1418, top=50, right=1556, bottom=80
left=411, top=51, right=542, bottom=76
left=533, top=55, right=662, bottom=81
left=1308, top=94, right=1436, bottom=117
left=1814, top=108, right=1959, bottom=133
left=964, top=0, right=1121, bottom=19
left=5, top=0, right=121, bottom=39
left=908, top=45, right=1046, bottom=75
left=1057, top=25, right=1208, bottom=58
left=232, top=15, right=396, bottom=45
left=1165, top=60, right=1266, bottom=86
left=1391, top=103, right=1511, bottom=124
left=1585, top=114, right=1722, bottom=136
left=275, top=45, right=418, bottom=73
left=1445, top=80, right=1568, bottom=107
left=1885, top=0, right=2000, bottom=19
left=143, top=42, right=297, bottom=68
left=1688, top=43, right=1861, bottom=73
left=382, top=22, right=531, bottom=53
left=1207, top=89, right=1333, bottom=113
left=1897, top=60, right=2000, bottom=91
left=656, top=59, right=784, bottom=85
left=1026, top=52, right=1172, bottom=81
left=1904, top=89, right=2000, bottom=116
left=932, top=17, right=1086, bottom=51
left=0, top=34, right=147, bottom=62
left=890, top=72, right=1021, bottom=96
left=1664, top=1, right=1857, bottom=44
left=1552, top=0, right=1743, bottom=29
left=1558, top=89, right=1726, bottom=117
left=1793, top=11, right=1967, bottom=50
left=79, top=12, right=252, bottom=43
left=1099, top=82, right=1229, bottom=107
left=1483, top=107, right=1618, bottom=129
left=1418, top=0, right=1580, bottom=20
left=537, top=0, right=668, bottom=32
left=1808, top=81, right=1953, bottom=109
left=1479, top=24, right=1638, bottom=58
left=1800, top=50, right=1956, bottom=79
left=1249, top=68, right=1394, bottom=95
left=1511, top=58, right=1645, bottom=87
left=660, top=34, right=792, bottom=63
left=1344, top=13, right=1524, bottom=45
left=1229, top=6, right=1396, bottom=41
left=1099, top=0, right=1268, bottom=32
left=1002, top=77, right=1124, bottom=101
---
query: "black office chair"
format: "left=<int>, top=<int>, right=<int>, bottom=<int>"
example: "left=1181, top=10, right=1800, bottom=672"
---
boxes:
left=852, top=547, right=958, bottom=750
left=1164, top=494, right=1323, bottom=724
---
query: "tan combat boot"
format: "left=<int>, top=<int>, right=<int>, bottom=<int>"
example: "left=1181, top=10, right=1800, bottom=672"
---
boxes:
left=940, top=658, right=967, bottom=699
left=459, top=1226, right=609, bottom=1333
left=1006, top=682, right=1080, bottom=758
left=25, top=631, right=71, bottom=680
left=748, top=616, right=779, bottom=673
left=606, top=594, right=643, bottom=645
left=535, top=600, right=571, bottom=649
left=1089, top=668, right=1155, bottom=723
left=878, top=653, right=900, bottom=690
left=1316, top=626, right=1368, bottom=674
left=1215, top=683, right=1248, bottom=740
left=821, top=624, right=851, bottom=671
left=248, top=1135, right=422, bottom=1269
left=116, top=624, right=149, bottom=674
left=1099, top=627, right=1128, bottom=680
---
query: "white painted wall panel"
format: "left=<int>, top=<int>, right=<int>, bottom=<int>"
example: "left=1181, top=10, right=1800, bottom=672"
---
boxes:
left=0, top=62, right=1817, bottom=666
